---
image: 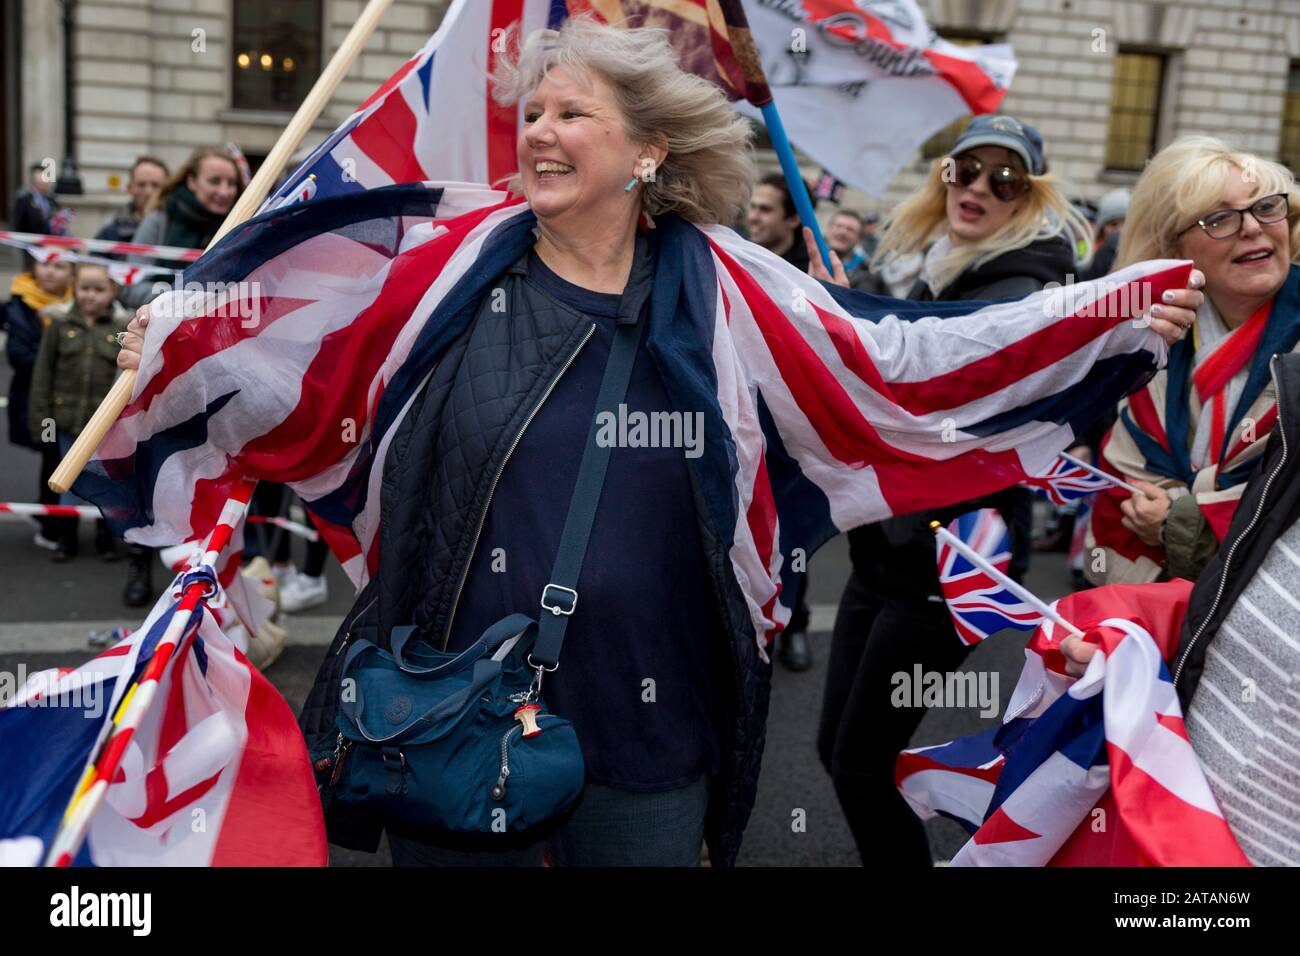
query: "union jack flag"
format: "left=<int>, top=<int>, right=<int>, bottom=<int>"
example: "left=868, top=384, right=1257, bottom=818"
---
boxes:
left=936, top=510, right=1043, bottom=646
left=897, top=582, right=1249, bottom=866
left=895, top=727, right=1004, bottom=834
left=0, top=553, right=326, bottom=866
left=263, top=0, right=776, bottom=212
left=1018, top=454, right=1113, bottom=506
left=70, top=174, right=1191, bottom=650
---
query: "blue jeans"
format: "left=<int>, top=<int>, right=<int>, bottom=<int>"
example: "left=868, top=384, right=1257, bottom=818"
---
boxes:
left=387, top=776, right=710, bottom=867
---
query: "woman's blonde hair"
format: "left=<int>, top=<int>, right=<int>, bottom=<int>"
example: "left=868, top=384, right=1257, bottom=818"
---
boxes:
left=1116, top=135, right=1300, bottom=269
left=146, top=146, right=242, bottom=214
left=490, top=16, right=755, bottom=225
left=871, top=152, right=1091, bottom=294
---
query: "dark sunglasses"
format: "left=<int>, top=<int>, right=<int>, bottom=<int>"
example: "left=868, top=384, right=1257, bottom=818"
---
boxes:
left=1183, top=192, right=1290, bottom=240
left=947, top=153, right=1031, bottom=203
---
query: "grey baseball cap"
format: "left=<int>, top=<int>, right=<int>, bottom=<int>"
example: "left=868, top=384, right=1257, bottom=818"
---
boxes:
left=1095, top=188, right=1131, bottom=229
left=951, top=114, right=1047, bottom=176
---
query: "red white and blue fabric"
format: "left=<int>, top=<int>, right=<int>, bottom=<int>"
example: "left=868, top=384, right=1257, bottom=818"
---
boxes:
left=74, top=179, right=1191, bottom=652
left=735, top=0, right=1017, bottom=196
left=262, top=0, right=779, bottom=212
left=0, top=581, right=325, bottom=866
left=1088, top=266, right=1300, bottom=581
left=1018, top=455, right=1113, bottom=506
left=263, top=0, right=1011, bottom=210
left=896, top=727, right=1004, bottom=834
left=937, top=509, right=1042, bottom=645
left=896, top=582, right=1250, bottom=866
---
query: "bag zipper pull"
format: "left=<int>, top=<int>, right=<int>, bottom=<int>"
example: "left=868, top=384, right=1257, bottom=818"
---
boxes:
left=513, top=704, right=542, bottom=738
left=328, top=733, right=349, bottom=787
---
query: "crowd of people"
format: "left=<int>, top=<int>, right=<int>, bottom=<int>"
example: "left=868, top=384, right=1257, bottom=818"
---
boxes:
left=3, top=150, right=335, bottom=614
left=4, top=15, right=1297, bottom=868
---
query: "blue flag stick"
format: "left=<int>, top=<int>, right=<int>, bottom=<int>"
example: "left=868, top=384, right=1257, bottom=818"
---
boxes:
left=759, top=101, right=832, bottom=272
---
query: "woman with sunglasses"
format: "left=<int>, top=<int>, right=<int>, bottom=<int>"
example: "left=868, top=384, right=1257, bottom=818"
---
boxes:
left=1085, top=136, right=1300, bottom=587
left=808, top=114, right=1095, bottom=866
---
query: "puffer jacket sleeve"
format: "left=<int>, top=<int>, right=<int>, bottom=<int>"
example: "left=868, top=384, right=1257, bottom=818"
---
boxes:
left=27, top=319, right=59, bottom=441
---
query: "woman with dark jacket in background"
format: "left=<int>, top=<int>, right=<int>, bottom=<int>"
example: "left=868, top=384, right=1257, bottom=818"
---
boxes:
left=812, top=114, right=1095, bottom=866
left=120, top=146, right=242, bottom=310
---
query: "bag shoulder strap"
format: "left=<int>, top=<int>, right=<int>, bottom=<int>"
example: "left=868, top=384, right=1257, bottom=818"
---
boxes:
left=530, top=313, right=645, bottom=667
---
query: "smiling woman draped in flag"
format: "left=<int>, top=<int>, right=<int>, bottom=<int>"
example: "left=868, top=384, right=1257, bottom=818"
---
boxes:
left=1085, top=137, right=1300, bottom=586
left=105, top=17, right=1201, bottom=868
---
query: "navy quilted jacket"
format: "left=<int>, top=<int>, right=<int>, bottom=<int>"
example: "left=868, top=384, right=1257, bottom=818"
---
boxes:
left=298, top=232, right=771, bottom=866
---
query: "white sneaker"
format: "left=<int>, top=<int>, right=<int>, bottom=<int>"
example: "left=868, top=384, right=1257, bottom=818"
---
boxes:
left=280, top=573, right=328, bottom=613
left=33, top=532, right=60, bottom=552
left=271, top=563, right=299, bottom=590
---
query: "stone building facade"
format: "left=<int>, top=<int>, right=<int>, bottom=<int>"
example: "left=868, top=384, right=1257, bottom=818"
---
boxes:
left=2, top=0, right=1299, bottom=234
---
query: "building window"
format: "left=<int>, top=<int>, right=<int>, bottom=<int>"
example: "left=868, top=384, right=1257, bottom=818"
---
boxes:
left=921, top=34, right=999, bottom=160
left=1105, top=50, right=1166, bottom=171
left=1282, top=62, right=1300, bottom=173
left=231, top=0, right=323, bottom=111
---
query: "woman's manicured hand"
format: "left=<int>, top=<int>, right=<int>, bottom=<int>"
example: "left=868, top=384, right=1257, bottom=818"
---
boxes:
left=1144, top=268, right=1204, bottom=346
left=116, top=305, right=149, bottom=371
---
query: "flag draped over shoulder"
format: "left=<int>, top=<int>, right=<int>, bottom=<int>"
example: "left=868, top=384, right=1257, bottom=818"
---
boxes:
left=1086, top=266, right=1300, bottom=583
left=0, top=577, right=326, bottom=866
left=76, top=176, right=1191, bottom=648
left=897, top=582, right=1251, bottom=866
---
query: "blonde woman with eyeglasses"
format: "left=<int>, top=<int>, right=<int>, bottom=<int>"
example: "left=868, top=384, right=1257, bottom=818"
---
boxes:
left=1086, top=136, right=1300, bottom=587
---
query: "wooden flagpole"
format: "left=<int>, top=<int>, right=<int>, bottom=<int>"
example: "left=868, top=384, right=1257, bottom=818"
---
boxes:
left=48, top=0, right=397, bottom=494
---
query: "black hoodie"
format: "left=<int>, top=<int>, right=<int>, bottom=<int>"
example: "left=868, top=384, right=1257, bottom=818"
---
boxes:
left=908, top=234, right=1077, bottom=302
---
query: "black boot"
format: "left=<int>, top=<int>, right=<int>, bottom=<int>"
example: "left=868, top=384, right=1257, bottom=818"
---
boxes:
left=123, top=544, right=154, bottom=608
left=778, top=629, right=813, bottom=672
left=96, top=519, right=120, bottom=562
left=51, top=517, right=78, bottom=563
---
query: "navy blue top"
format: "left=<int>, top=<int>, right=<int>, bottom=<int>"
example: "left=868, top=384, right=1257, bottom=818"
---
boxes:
left=446, top=250, right=722, bottom=791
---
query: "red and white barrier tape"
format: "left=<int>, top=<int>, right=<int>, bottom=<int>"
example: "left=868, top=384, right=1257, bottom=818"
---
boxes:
left=0, top=229, right=203, bottom=262
left=0, top=502, right=319, bottom=541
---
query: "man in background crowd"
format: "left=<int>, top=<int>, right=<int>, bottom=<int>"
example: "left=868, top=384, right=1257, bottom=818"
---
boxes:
left=95, top=156, right=169, bottom=243
left=859, top=210, right=880, bottom=261
left=746, top=172, right=812, bottom=273
left=9, top=163, right=67, bottom=235
left=827, top=209, right=867, bottom=271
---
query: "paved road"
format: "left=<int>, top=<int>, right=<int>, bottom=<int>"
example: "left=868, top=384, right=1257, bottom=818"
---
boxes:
left=0, top=357, right=1073, bottom=865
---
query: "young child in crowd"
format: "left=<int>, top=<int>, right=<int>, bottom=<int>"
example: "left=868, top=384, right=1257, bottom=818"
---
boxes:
left=27, top=263, right=130, bottom=562
left=3, top=256, right=74, bottom=549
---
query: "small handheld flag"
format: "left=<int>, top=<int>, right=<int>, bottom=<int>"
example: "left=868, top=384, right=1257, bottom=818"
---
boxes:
left=932, top=513, right=1081, bottom=644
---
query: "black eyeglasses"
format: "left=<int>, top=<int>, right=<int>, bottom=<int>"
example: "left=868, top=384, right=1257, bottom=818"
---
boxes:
left=1184, top=193, right=1290, bottom=240
left=946, top=153, right=1031, bottom=203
